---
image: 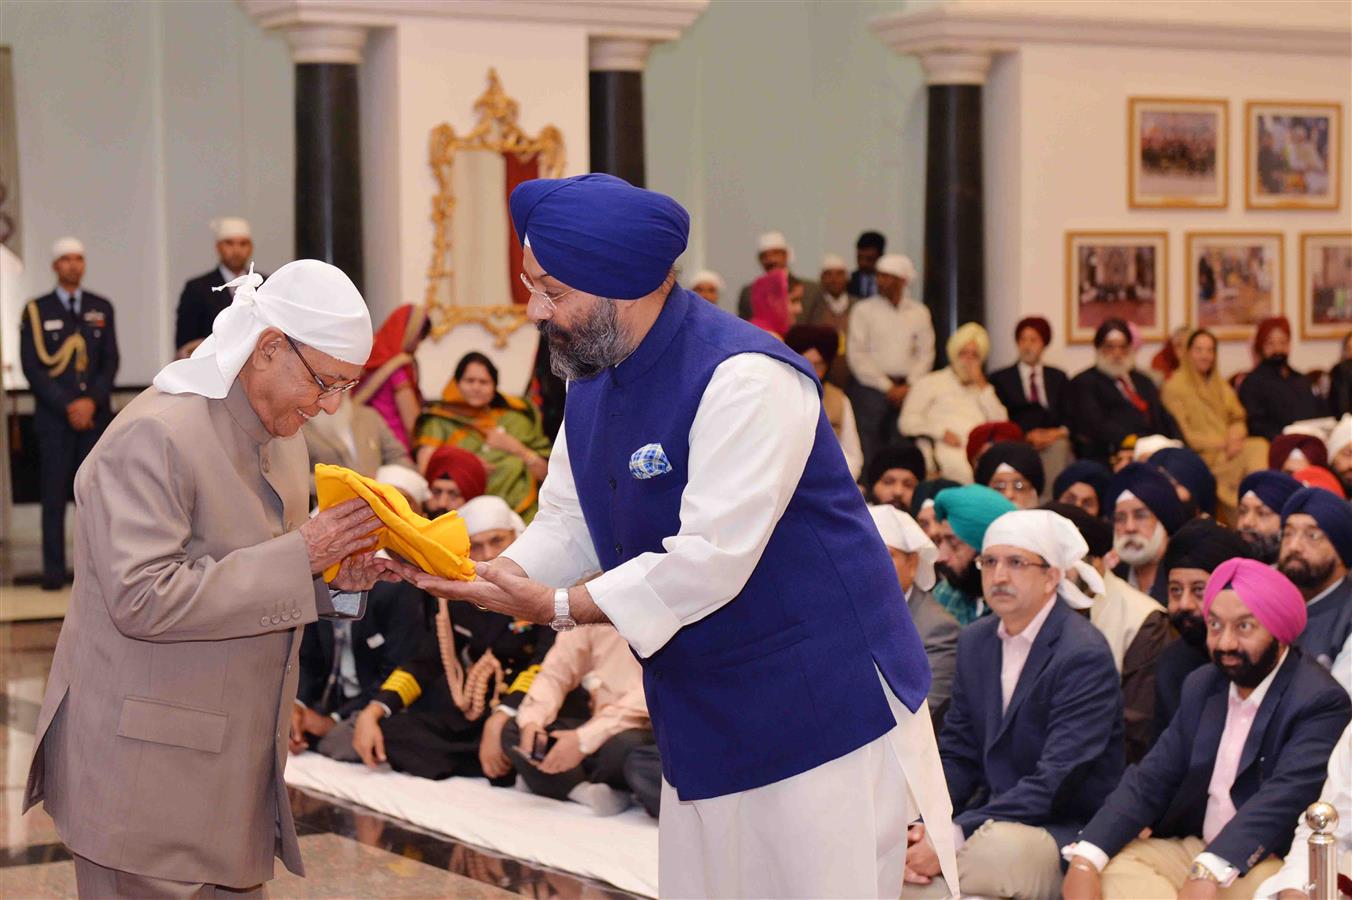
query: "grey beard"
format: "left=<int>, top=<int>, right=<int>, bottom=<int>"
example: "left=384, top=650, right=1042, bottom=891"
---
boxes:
left=1096, top=354, right=1134, bottom=380
left=540, top=300, right=632, bottom=381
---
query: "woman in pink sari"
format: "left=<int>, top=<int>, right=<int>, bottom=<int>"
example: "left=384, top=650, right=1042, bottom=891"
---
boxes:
left=352, top=304, right=431, bottom=452
left=748, top=269, right=803, bottom=339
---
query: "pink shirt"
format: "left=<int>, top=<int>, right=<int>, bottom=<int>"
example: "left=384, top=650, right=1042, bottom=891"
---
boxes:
left=1203, top=649, right=1288, bottom=843
left=997, top=596, right=1058, bottom=713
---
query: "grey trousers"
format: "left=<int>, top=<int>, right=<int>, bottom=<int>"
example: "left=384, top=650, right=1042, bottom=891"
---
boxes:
left=73, top=855, right=267, bottom=899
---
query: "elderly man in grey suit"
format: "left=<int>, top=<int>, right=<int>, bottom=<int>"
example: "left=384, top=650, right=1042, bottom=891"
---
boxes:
left=24, top=260, right=400, bottom=898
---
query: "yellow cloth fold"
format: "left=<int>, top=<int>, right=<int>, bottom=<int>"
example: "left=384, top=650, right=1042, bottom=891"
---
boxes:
left=314, top=463, right=475, bottom=583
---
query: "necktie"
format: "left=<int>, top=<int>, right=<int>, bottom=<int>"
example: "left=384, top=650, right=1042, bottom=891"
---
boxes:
left=66, top=295, right=80, bottom=327
left=1118, top=376, right=1149, bottom=414
left=1028, top=369, right=1041, bottom=406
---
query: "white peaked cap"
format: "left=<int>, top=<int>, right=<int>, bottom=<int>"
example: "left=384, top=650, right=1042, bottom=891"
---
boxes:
left=869, top=505, right=938, bottom=592
left=821, top=253, right=848, bottom=272
left=212, top=217, right=252, bottom=240
left=982, top=510, right=1102, bottom=610
left=376, top=465, right=429, bottom=504
left=153, top=259, right=373, bottom=399
left=51, top=237, right=85, bottom=260
left=876, top=254, right=915, bottom=281
left=691, top=269, right=725, bottom=291
left=757, top=231, right=789, bottom=253
left=459, top=495, right=526, bottom=538
left=1329, top=414, right=1352, bottom=459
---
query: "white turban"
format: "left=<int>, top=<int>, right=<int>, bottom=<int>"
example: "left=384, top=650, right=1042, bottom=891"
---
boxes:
left=1330, top=414, right=1352, bottom=459
left=212, top=217, right=252, bottom=240
left=376, top=465, right=428, bottom=505
left=982, top=509, right=1102, bottom=610
left=51, top=237, right=85, bottom=260
left=757, top=231, right=788, bottom=253
left=820, top=253, right=848, bottom=272
left=459, top=495, right=526, bottom=538
left=154, top=260, right=373, bottom=399
left=869, top=505, right=937, bottom=591
left=876, top=254, right=916, bottom=281
left=691, top=269, right=725, bottom=292
left=1132, top=434, right=1183, bottom=461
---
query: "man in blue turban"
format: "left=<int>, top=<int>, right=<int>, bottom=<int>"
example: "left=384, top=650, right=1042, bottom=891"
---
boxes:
left=395, top=174, right=957, bottom=897
left=1278, top=487, right=1352, bottom=669
left=1236, top=470, right=1301, bottom=563
left=1108, top=463, right=1187, bottom=604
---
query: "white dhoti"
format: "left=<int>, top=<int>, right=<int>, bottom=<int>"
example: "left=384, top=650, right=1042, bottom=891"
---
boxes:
left=658, top=676, right=959, bottom=899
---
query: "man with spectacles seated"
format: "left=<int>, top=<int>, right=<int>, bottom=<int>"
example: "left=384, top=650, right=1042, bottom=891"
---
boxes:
left=1108, top=463, right=1188, bottom=605
left=904, top=509, right=1124, bottom=899
left=975, top=440, right=1046, bottom=509
left=1277, top=487, right=1352, bottom=671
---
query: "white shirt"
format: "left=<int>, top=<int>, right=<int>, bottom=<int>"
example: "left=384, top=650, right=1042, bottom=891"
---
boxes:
left=502, top=353, right=820, bottom=659
left=823, top=291, right=851, bottom=317
left=836, top=392, right=863, bottom=480
left=1017, top=361, right=1049, bottom=409
left=898, top=367, right=1008, bottom=442
left=846, top=295, right=935, bottom=392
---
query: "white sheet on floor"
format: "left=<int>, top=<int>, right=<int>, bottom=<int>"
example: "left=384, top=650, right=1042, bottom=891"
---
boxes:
left=283, top=752, right=659, bottom=897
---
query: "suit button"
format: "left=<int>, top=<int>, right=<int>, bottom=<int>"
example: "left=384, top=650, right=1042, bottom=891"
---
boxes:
left=286, top=664, right=293, bottom=673
left=614, top=543, right=623, bottom=555
left=292, top=608, right=301, bottom=618
left=260, top=616, right=269, bottom=626
left=609, top=477, right=617, bottom=490
left=271, top=615, right=281, bottom=625
left=280, top=611, right=290, bottom=622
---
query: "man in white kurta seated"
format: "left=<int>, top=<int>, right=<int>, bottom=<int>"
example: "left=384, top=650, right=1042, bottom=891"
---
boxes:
left=900, top=322, right=1008, bottom=484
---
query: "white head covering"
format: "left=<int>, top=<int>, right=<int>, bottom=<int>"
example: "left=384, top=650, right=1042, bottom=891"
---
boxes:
left=820, top=253, right=848, bottom=272
left=212, top=217, right=252, bottom=240
left=757, top=231, right=788, bottom=253
left=459, top=495, right=526, bottom=538
left=1330, top=413, right=1352, bottom=459
left=876, top=253, right=915, bottom=281
left=982, top=509, right=1102, bottom=610
left=869, top=505, right=938, bottom=591
left=51, top=237, right=85, bottom=260
left=376, top=465, right=429, bottom=504
left=691, top=269, right=725, bottom=292
left=153, top=259, right=373, bottom=399
left=1132, top=434, right=1183, bottom=460
left=1282, top=417, right=1337, bottom=441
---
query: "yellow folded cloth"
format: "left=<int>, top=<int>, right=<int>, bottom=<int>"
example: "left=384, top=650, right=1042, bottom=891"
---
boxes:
left=314, top=463, right=475, bottom=583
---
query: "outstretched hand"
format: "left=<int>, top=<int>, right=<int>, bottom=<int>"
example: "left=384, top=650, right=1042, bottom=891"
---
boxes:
left=383, top=557, right=553, bottom=624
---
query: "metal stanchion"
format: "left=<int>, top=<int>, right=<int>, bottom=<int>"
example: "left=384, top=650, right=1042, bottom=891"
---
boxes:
left=1305, top=801, right=1339, bottom=900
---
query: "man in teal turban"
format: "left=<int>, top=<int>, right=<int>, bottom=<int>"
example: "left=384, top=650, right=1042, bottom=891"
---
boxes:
left=931, top=484, right=1017, bottom=624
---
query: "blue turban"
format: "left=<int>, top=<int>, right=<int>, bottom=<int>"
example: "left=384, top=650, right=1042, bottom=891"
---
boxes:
left=1281, top=486, right=1352, bottom=566
left=1151, top=447, right=1217, bottom=517
left=509, top=173, right=690, bottom=300
left=1238, top=470, right=1302, bottom=516
left=1108, top=462, right=1187, bottom=535
left=932, top=484, right=1017, bottom=551
left=1052, top=460, right=1113, bottom=512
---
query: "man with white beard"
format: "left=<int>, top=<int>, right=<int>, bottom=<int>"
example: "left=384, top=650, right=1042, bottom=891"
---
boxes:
left=1107, top=463, right=1187, bottom=604
left=1068, top=319, right=1179, bottom=465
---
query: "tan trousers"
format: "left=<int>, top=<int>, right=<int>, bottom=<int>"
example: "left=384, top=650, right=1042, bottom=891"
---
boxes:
left=1102, top=836, right=1283, bottom=899
left=907, top=820, right=1063, bottom=899
left=73, top=855, right=267, bottom=899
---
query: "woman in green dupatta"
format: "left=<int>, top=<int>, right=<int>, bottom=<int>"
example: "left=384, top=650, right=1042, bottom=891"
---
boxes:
left=414, top=352, right=551, bottom=521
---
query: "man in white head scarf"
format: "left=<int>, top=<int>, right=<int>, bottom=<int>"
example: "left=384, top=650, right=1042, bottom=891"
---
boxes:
left=174, top=216, right=262, bottom=358
left=25, top=259, right=399, bottom=897
left=689, top=269, right=725, bottom=306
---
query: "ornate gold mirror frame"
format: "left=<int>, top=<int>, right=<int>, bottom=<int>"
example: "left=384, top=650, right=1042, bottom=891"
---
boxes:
left=424, top=69, right=566, bottom=345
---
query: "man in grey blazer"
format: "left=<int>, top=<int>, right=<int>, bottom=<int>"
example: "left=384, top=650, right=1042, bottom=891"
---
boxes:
left=24, top=260, right=399, bottom=897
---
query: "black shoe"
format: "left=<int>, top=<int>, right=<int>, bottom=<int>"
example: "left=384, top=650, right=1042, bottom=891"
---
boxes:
left=41, top=576, right=64, bottom=592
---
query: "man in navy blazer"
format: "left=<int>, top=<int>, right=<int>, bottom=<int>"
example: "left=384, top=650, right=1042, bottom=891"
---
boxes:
left=1063, top=559, right=1351, bottom=900
left=906, top=509, right=1124, bottom=899
left=173, top=217, right=263, bottom=358
left=990, top=316, right=1073, bottom=491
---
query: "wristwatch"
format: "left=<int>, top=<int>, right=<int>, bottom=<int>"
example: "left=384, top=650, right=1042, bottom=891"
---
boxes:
left=1186, top=861, right=1220, bottom=884
left=550, top=588, right=576, bottom=632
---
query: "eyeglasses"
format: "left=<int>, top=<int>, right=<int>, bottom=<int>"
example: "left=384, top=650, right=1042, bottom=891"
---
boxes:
left=520, top=272, right=578, bottom=319
left=285, top=335, right=359, bottom=399
left=1281, top=526, right=1328, bottom=547
left=991, top=479, right=1033, bottom=495
left=975, top=554, right=1051, bottom=574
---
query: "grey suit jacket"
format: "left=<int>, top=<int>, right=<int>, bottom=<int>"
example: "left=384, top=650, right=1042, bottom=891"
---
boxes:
left=908, top=587, right=960, bottom=725
left=25, top=380, right=364, bottom=887
left=302, top=404, right=412, bottom=481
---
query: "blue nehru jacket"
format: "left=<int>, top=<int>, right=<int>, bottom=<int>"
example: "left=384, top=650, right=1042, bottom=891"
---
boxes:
left=564, top=286, right=932, bottom=800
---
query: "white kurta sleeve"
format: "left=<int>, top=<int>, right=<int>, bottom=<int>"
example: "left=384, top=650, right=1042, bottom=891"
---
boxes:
left=498, top=423, right=601, bottom=588
left=912, top=306, right=936, bottom=378
left=847, top=304, right=892, bottom=392
left=838, top=394, right=864, bottom=480
left=586, top=353, right=820, bottom=658
left=899, top=374, right=941, bottom=439
left=978, top=383, right=1008, bottom=420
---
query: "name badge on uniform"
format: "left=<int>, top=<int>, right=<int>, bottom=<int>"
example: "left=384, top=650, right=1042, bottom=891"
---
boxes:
left=83, top=310, right=106, bottom=327
left=366, top=633, right=385, bottom=649
left=629, top=443, right=672, bottom=480
left=43, top=319, right=64, bottom=331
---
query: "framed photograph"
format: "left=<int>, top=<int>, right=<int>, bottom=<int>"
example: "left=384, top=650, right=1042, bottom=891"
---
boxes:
left=1065, top=231, right=1169, bottom=345
left=1299, top=232, right=1352, bottom=339
left=1128, top=97, right=1228, bottom=208
left=1246, top=101, right=1341, bottom=209
left=1185, top=232, right=1283, bottom=340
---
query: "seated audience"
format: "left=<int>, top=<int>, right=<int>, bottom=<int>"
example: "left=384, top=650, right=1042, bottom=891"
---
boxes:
left=302, top=393, right=413, bottom=502
left=1149, top=325, right=1190, bottom=385
left=1332, top=414, right=1352, bottom=496
left=1236, top=470, right=1301, bottom=564
left=966, top=421, right=1024, bottom=471
left=347, top=497, right=556, bottom=781
left=1239, top=316, right=1327, bottom=441
left=1053, top=460, right=1114, bottom=519
left=863, top=443, right=927, bottom=511
left=991, top=316, right=1073, bottom=489
left=414, top=352, right=551, bottom=521
left=1051, top=502, right=1172, bottom=764
left=1270, top=432, right=1327, bottom=475
left=930, top=484, right=1017, bottom=625
left=912, top=477, right=961, bottom=542
left=1278, top=487, right=1352, bottom=670
left=688, top=269, right=724, bottom=305
left=870, top=505, right=961, bottom=726
left=736, top=231, right=821, bottom=322
left=353, top=304, right=431, bottom=453
left=900, top=323, right=1008, bottom=483
left=1155, top=519, right=1253, bottom=740
left=1070, top=319, right=1179, bottom=463
left=976, top=440, right=1045, bottom=509
left=748, top=268, right=803, bottom=339
left=786, top=324, right=862, bottom=479
left=1150, top=446, right=1217, bottom=521
left=1108, top=463, right=1188, bottom=604
left=846, top=253, right=934, bottom=464
left=1063, top=559, right=1352, bottom=900
left=422, top=446, right=488, bottom=517
left=1161, top=328, right=1267, bottom=522
left=801, top=254, right=854, bottom=387
left=503, top=624, right=658, bottom=817
left=848, top=230, right=885, bottom=299
left=906, top=510, right=1124, bottom=899
left=1327, top=332, right=1352, bottom=416
left=1292, top=464, right=1347, bottom=498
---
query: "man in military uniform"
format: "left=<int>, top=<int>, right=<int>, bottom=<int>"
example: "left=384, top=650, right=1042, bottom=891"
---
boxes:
left=19, top=237, right=118, bottom=590
left=173, top=217, right=258, bottom=358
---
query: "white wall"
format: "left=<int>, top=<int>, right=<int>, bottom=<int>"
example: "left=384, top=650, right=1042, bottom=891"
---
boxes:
left=0, top=0, right=293, bottom=389
left=985, top=38, right=1352, bottom=378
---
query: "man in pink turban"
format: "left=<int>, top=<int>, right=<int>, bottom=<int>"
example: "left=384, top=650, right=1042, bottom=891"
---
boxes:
left=1063, top=558, right=1351, bottom=900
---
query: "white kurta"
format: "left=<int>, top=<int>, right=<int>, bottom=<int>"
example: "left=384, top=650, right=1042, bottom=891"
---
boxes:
left=898, top=367, right=1008, bottom=483
left=502, top=352, right=958, bottom=898
left=847, top=295, right=936, bottom=392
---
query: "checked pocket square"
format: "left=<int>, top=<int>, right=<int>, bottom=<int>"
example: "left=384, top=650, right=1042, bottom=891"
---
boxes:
left=629, top=443, right=672, bottom=480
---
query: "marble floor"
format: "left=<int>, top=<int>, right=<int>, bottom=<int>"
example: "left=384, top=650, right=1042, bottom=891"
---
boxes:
left=0, top=619, right=636, bottom=899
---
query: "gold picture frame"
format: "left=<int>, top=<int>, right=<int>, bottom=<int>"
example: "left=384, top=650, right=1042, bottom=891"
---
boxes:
left=1184, top=231, right=1283, bottom=341
left=1065, top=231, right=1169, bottom=345
left=1299, top=231, right=1352, bottom=340
left=1128, top=97, right=1229, bottom=209
left=1245, top=101, right=1341, bottom=210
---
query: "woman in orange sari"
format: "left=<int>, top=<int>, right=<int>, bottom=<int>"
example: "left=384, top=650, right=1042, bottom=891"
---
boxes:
left=353, top=304, right=431, bottom=452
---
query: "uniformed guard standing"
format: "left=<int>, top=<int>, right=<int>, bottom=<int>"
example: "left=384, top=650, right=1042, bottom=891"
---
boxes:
left=19, top=237, right=118, bottom=590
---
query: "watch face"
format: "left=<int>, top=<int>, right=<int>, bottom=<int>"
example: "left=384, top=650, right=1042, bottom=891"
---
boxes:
left=551, top=616, right=577, bottom=633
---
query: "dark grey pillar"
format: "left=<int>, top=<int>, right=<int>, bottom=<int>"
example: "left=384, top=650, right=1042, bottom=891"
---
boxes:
left=295, top=63, right=364, bottom=292
left=589, top=70, right=646, bottom=187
